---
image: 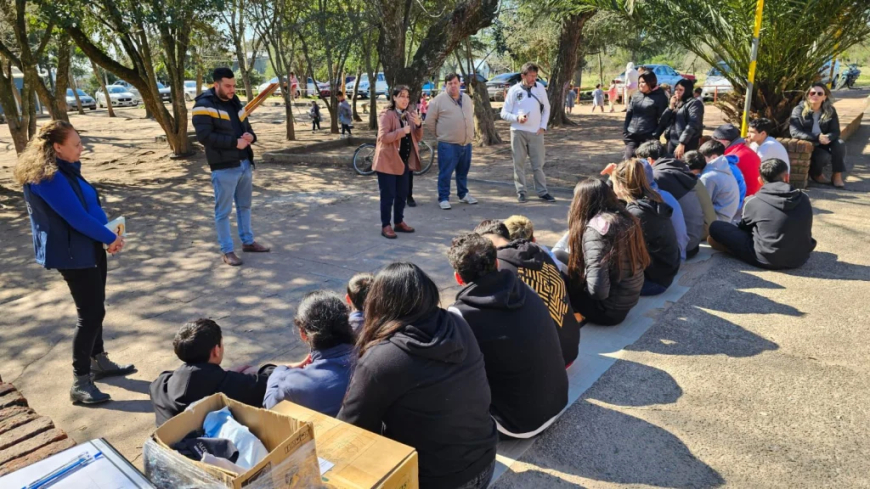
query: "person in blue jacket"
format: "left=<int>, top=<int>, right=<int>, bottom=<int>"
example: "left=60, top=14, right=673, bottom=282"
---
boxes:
left=15, top=121, right=135, bottom=405
left=263, top=291, right=356, bottom=416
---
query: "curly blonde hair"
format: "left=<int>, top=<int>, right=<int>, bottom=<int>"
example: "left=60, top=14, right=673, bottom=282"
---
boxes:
left=13, top=120, right=78, bottom=186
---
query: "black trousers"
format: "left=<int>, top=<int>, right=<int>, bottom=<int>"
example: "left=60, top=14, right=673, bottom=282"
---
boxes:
left=667, top=137, right=699, bottom=157
left=59, top=249, right=107, bottom=376
left=810, top=140, right=846, bottom=177
left=709, top=221, right=764, bottom=268
left=407, top=172, right=414, bottom=199
left=377, top=165, right=410, bottom=228
left=623, top=132, right=656, bottom=160
left=312, top=119, right=321, bottom=130
left=341, top=124, right=352, bottom=136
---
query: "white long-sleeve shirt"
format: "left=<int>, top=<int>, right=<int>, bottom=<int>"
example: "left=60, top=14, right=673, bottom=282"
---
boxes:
left=501, top=81, right=550, bottom=133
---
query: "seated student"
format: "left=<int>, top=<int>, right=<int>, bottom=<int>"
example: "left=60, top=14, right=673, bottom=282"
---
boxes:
left=708, top=159, right=816, bottom=269
left=338, top=263, right=497, bottom=489
left=611, top=159, right=681, bottom=296
left=560, top=179, right=648, bottom=326
left=150, top=319, right=275, bottom=427
left=636, top=140, right=710, bottom=258
left=474, top=219, right=580, bottom=367
left=263, top=291, right=356, bottom=415
left=713, top=123, right=762, bottom=196
left=747, top=117, right=790, bottom=173
left=690, top=142, right=740, bottom=222
left=641, top=160, right=688, bottom=261
left=447, top=233, right=568, bottom=438
left=501, top=214, right=561, bottom=269
left=345, top=272, right=374, bottom=333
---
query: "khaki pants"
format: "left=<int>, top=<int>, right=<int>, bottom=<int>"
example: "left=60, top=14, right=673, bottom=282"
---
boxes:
left=511, top=129, right=548, bottom=197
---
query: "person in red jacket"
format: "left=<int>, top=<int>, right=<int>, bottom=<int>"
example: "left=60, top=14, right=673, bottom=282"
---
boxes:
left=712, top=124, right=762, bottom=196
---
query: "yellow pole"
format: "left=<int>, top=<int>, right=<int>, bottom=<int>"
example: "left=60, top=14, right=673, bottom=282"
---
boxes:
left=741, top=0, right=765, bottom=137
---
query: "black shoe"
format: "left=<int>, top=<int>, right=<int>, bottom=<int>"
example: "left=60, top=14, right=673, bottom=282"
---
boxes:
left=406, top=196, right=417, bottom=207
left=517, top=193, right=527, bottom=203
left=90, top=352, right=136, bottom=380
left=70, top=374, right=111, bottom=404
left=539, top=193, right=556, bottom=203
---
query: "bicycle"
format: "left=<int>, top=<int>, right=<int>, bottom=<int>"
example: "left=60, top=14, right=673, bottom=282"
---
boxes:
left=353, top=140, right=434, bottom=176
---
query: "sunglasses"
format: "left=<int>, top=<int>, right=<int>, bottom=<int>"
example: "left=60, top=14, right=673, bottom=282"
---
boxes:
left=809, top=91, right=825, bottom=96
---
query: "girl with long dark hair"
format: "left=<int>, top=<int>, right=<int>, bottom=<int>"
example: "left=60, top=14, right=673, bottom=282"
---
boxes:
left=338, top=263, right=497, bottom=489
left=790, top=82, right=845, bottom=188
left=372, top=86, right=423, bottom=238
left=663, top=78, right=704, bottom=158
left=563, top=179, right=649, bottom=325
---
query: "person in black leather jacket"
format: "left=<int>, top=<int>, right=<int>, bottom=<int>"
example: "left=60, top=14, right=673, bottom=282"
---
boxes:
left=661, top=79, right=704, bottom=159
left=789, top=83, right=845, bottom=188
left=562, top=179, right=649, bottom=326
left=623, top=71, right=669, bottom=160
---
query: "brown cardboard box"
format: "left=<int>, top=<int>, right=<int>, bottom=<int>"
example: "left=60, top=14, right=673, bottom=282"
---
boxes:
left=271, top=401, right=418, bottom=489
left=147, top=393, right=322, bottom=489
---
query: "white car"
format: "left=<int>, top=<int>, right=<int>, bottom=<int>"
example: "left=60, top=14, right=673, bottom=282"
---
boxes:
left=109, top=80, right=140, bottom=101
left=346, top=73, right=388, bottom=99
left=701, top=63, right=734, bottom=100
left=183, top=80, right=199, bottom=101
left=257, top=77, right=307, bottom=98
left=95, top=86, right=139, bottom=107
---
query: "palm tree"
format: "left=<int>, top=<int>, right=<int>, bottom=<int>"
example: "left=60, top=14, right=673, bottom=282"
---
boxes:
left=634, top=0, right=870, bottom=136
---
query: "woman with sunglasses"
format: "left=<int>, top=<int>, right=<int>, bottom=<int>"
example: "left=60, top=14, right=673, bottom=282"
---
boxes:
left=790, top=83, right=845, bottom=188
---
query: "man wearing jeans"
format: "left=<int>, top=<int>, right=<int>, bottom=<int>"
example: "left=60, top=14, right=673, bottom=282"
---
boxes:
left=426, top=73, right=477, bottom=210
left=501, top=62, right=555, bottom=203
left=193, top=67, right=270, bottom=266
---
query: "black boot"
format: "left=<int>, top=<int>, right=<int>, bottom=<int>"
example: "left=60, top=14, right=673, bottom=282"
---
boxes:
left=90, top=352, right=136, bottom=380
left=70, top=374, right=111, bottom=404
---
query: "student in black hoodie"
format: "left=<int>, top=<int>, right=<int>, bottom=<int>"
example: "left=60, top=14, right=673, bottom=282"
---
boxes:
left=623, top=71, right=669, bottom=160
left=611, top=159, right=681, bottom=295
left=448, top=233, right=569, bottom=439
left=338, top=263, right=497, bottom=489
left=474, top=219, right=580, bottom=366
left=708, top=159, right=816, bottom=269
left=636, top=140, right=709, bottom=258
left=149, top=319, right=275, bottom=426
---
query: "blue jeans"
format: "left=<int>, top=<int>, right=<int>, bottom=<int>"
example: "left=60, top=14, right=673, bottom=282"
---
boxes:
left=640, top=278, right=668, bottom=296
left=437, top=142, right=471, bottom=202
left=211, top=159, right=254, bottom=254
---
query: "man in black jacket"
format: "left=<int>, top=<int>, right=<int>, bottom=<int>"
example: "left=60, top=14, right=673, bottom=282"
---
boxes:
left=708, top=159, right=816, bottom=269
left=474, top=219, right=580, bottom=366
left=448, top=233, right=568, bottom=439
left=193, top=67, right=269, bottom=267
left=149, top=319, right=275, bottom=426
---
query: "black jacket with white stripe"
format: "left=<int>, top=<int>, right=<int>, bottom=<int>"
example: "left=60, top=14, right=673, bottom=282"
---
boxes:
left=192, top=88, right=257, bottom=171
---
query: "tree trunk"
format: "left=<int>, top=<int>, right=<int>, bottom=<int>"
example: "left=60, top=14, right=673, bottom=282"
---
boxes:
left=53, top=34, right=72, bottom=122
left=196, top=66, right=203, bottom=96
left=547, top=11, right=595, bottom=127
left=456, top=44, right=500, bottom=146
left=91, top=60, right=115, bottom=117
left=283, top=67, right=296, bottom=141
left=68, top=61, right=86, bottom=115
left=352, top=66, right=363, bottom=122
left=0, top=61, right=30, bottom=154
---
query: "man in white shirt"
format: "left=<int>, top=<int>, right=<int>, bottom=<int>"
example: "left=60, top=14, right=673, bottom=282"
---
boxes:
left=500, top=62, right=555, bottom=203
left=747, top=118, right=790, bottom=172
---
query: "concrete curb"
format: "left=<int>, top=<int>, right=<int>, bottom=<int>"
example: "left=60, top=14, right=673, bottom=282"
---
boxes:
left=840, top=95, right=870, bottom=142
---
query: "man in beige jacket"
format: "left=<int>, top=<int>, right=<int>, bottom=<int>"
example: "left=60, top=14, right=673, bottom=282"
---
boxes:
left=426, top=73, right=477, bottom=210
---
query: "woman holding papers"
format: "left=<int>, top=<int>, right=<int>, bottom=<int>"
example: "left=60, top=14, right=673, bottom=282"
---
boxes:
left=15, top=120, right=135, bottom=405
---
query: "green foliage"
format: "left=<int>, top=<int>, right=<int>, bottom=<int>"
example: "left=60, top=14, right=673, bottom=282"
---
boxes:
left=634, top=0, right=870, bottom=134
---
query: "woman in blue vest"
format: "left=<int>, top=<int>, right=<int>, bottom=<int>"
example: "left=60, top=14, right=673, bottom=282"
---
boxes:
left=15, top=121, right=135, bottom=405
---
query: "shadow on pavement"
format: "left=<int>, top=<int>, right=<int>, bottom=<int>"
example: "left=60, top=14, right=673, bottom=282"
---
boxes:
left=783, top=251, right=870, bottom=282
left=587, top=360, right=682, bottom=407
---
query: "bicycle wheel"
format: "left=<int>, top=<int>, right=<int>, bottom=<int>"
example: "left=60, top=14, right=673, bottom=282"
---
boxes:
left=353, top=144, right=376, bottom=175
left=414, top=140, right=434, bottom=176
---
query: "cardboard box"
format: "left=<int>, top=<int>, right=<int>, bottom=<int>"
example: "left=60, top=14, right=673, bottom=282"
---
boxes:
left=147, top=394, right=321, bottom=489
left=271, top=402, right=418, bottom=489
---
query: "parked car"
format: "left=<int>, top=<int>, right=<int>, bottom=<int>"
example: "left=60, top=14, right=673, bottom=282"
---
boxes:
left=443, top=74, right=487, bottom=93
left=486, top=72, right=548, bottom=101
left=109, top=80, right=140, bottom=101
left=65, top=88, right=97, bottom=110
left=155, top=82, right=172, bottom=102
left=701, top=62, right=734, bottom=100
left=314, top=76, right=354, bottom=98
left=183, top=80, right=199, bottom=101
left=421, top=81, right=436, bottom=96
left=95, top=86, right=139, bottom=107
left=347, top=72, right=388, bottom=99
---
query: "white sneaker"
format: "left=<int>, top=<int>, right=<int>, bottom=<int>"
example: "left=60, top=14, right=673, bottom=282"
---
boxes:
left=459, top=194, right=478, bottom=204
left=439, top=200, right=452, bottom=210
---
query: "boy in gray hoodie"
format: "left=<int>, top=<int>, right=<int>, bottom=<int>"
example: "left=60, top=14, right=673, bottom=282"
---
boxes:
left=689, top=142, right=740, bottom=222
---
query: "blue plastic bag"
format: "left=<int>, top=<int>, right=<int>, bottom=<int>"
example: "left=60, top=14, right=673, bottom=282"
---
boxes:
left=202, top=407, right=268, bottom=470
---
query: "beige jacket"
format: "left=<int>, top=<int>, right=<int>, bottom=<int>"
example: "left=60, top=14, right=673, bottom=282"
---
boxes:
left=426, top=92, right=474, bottom=145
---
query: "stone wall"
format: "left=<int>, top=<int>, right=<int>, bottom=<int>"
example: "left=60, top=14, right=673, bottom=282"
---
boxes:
left=775, top=138, right=814, bottom=189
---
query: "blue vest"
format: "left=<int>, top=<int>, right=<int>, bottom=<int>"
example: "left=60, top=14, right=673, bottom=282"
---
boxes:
left=23, top=165, right=102, bottom=270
